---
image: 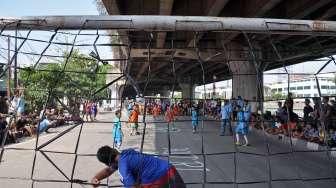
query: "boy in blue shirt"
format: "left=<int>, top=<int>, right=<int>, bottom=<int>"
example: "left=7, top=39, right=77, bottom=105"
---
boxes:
left=91, top=146, right=185, bottom=188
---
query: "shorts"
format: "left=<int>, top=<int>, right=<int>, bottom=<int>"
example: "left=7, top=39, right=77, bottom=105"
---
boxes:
left=280, top=122, right=296, bottom=130
left=235, top=123, right=248, bottom=135
left=142, top=166, right=185, bottom=188
left=131, top=123, right=138, bottom=129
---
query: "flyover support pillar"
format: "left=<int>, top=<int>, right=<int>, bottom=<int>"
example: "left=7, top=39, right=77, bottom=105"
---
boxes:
left=160, top=86, right=171, bottom=98
left=228, top=43, right=263, bottom=113
left=180, top=83, right=195, bottom=101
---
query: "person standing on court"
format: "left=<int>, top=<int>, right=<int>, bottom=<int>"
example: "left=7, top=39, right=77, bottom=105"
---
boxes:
left=220, top=99, right=233, bottom=136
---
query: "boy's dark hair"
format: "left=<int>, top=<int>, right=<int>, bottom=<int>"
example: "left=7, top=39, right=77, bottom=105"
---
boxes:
left=97, top=145, right=120, bottom=166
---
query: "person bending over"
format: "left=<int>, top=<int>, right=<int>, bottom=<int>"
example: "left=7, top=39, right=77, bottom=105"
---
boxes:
left=91, top=146, right=185, bottom=188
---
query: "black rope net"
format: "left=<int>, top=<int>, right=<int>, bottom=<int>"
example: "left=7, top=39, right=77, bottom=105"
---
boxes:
left=0, top=19, right=335, bottom=188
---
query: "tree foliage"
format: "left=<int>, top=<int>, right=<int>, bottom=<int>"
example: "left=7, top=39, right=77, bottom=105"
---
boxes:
left=19, top=51, right=111, bottom=110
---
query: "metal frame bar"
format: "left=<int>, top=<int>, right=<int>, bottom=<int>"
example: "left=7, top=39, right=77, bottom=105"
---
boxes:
left=0, top=16, right=336, bottom=34
left=0, top=15, right=335, bottom=188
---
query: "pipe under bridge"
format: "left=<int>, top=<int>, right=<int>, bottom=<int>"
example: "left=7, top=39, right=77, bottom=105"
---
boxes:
left=1, top=15, right=335, bottom=35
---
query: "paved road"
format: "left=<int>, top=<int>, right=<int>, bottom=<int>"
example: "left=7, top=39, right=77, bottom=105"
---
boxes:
left=0, top=112, right=335, bottom=188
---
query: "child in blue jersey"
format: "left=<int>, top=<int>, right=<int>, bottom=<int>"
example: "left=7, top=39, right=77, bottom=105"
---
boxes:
left=112, top=110, right=123, bottom=149
left=235, top=105, right=250, bottom=146
left=92, top=146, right=185, bottom=188
left=191, top=106, right=198, bottom=133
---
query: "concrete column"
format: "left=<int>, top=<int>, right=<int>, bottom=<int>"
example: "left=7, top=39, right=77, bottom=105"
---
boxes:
left=179, top=83, right=196, bottom=100
left=228, top=42, right=263, bottom=112
left=160, top=86, right=171, bottom=98
left=110, top=84, right=119, bottom=108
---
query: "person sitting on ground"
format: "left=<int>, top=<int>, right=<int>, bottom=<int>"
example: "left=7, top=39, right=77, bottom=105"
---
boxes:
left=278, top=99, right=299, bottom=136
left=0, top=115, right=19, bottom=143
left=91, top=146, right=186, bottom=188
left=331, top=99, right=336, bottom=130
left=15, top=115, right=34, bottom=137
left=327, top=129, right=336, bottom=147
left=292, top=124, right=303, bottom=139
left=55, top=108, right=66, bottom=126
left=37, top=115, right=57, bottom=134
left=0, top=114, right=8, bottom=142
left=302, top=124, right=319, bottom=143
left=265, top=115, right=279, bottom=134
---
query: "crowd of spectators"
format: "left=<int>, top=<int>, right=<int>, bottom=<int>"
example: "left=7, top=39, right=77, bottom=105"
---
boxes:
left=0, top=90, right=84, bottom=145
left=263, top=96, right=336, bottom=147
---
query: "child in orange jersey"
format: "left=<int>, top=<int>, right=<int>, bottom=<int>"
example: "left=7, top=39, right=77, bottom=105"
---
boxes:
left=165, top=106, right=176, bottom=130
left=129, top=104, right=140, bottom=136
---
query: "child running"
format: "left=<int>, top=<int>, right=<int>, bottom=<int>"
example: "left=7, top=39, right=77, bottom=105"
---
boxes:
left=112, top=110, right=123, bottom=149
left=191, top=106, right=198, bottom=133
left=129, top=104, right=140, bottom=136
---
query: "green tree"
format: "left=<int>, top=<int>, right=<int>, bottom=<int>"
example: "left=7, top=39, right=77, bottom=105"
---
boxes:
left=19, top=51, right=111, bottom=111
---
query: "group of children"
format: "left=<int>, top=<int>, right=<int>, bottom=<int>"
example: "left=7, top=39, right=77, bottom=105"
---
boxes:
left=112, top=97, right=254, bottom=149
left=112, top=103, right=140, bottom=149
left=82, top=101, right=98, bottom=122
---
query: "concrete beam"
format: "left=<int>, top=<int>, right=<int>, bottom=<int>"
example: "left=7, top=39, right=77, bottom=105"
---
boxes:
left=254, top=0, right=283, bottom=17
left=4, top=16, right=336, bottom=33
left=186, top=0, right=230, bottom=47
left=220, top=0, right=283, bottom=45
left=319, top=5, right=336, bottom=20
left=138, top=0, right=174, bottom=81
left=287, top=0, right=333, bottom=19
left=101, top=0, right=128, bottom=58
left=276, top=1, right=335, bottom=44
left=102, top=0, right=120, bottom=15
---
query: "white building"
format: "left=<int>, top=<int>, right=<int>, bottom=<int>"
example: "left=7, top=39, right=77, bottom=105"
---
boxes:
left=195, top=80, right=232, bottom=99
left=266, top=75, right=336, bottom=98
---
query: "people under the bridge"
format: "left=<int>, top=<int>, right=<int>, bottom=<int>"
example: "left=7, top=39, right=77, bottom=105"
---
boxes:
left=91, top=146, right=186, bottom=188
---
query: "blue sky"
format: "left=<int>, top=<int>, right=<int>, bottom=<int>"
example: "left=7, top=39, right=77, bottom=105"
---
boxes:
left=0, top=0, right=99, bottom=16
left=0, top=0, right=115, bottom=67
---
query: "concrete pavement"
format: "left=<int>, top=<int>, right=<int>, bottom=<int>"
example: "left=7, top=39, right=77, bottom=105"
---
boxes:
left=0, top=112, right=335, bottom=188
